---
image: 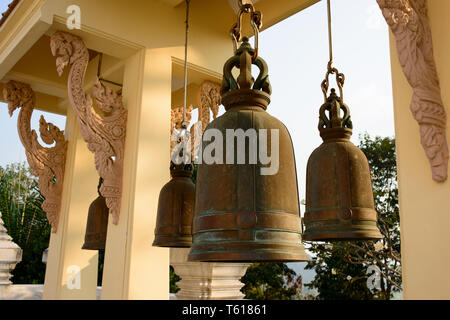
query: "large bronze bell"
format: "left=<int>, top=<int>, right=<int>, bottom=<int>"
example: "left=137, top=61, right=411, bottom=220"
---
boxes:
left=83, top=178, right=109, bottom=250
left=153, top=162, right=195, bottom=247
left=188, top=37, right=308, bottom=262
left=302, top=88, right=382, bottom=241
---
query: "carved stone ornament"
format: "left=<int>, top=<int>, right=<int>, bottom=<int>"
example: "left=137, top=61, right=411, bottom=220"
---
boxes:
left=377, top=0, right=449, bottom=182
left=188, top=81, right=222, bottom=158
left=50, top=31, right=127, bottom=224
left=3, top=81, right=67, bottom=232
left=197, top=81, right=221, bottom=132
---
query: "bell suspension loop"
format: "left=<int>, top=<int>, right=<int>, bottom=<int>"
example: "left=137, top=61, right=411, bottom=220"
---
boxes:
left=230, top=0, right=262, bottom=61
left=321, top=0, right=345, bottom=103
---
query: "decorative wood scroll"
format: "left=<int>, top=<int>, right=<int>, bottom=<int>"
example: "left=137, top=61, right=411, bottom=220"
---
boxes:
left=377, top=0, right=448, bottom=182
left=197, top=81, right=221, bottom=132
left=3, top=80, right=67, bottom=232
left=187, top=81, right=222, bottom=158
left=50, top=31, right=127, bottom=224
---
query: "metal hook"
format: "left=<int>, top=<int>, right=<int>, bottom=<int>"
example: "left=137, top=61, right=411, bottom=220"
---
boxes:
left=230, top=1, right=262, bottom=61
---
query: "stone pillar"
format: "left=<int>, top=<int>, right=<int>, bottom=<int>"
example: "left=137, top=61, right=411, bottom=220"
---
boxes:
left=170, top=248, right=250, bottom=300
left=0, top=212, right=22, bottom=298
left=101, top=48, right=171, bottom=299
left=43, top=107, right=99, bottom=300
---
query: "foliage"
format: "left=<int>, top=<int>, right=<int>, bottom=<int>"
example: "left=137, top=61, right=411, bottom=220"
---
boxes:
left=305, top=134, right=401, bottom=300
left=98, top=250, right=105, bottom=286
left=241, top=263, right=302, bottom=300
left=0, top=163, right=51, bottom=284
left=170, top=266, right=181, bottom=293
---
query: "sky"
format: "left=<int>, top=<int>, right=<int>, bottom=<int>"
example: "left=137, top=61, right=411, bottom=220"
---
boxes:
left=0, top=0, right=395, bottom=288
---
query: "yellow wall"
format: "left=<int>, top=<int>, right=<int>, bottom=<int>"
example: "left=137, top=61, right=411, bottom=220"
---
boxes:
left=390, top=0, right=450, bottom=299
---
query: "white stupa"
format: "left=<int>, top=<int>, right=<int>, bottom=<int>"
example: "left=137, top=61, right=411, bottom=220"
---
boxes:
left=0, top=211, right=22, bottom=296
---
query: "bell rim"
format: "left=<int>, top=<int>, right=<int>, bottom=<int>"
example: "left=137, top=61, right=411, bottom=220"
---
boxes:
left=152, top=235, right=192, bottom=248
left=302, top=231, right=383, bottom=242
left=187, top=249, right=309, bottom=263
left=82, top=242, right=106, bottom=251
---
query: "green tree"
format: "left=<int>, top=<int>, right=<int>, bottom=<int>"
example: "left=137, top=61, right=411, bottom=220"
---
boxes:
left=0, top=163, right=51, bottom=284
left=170, top=266, right=181, bottom=293
left=305, top=134, right=401, bottom=300
left=241, top=263, right=302, bottom=300
left=306, top=244, right=374, bottom=300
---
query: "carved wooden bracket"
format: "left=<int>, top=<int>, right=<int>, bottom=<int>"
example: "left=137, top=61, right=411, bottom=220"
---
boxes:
left=187, top=81, right=222, bottom=158
left=170, top=81, right=221, bottom=159
left=3, top=80, right=67, bottom=232
left=377, top=0, right=449, bottom=182
left=50, top=31, right=127, bottom=224
left=197, top=81, right=221, bottom=132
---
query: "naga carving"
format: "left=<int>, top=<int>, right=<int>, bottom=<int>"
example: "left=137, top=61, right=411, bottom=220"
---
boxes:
left=50, top=31, right=127, bottom=224
left=377, top=0, right=448, bottom=182
left=197, top=81, right=221, bottom=132
left=189, top=81, right=222, bottom=159
left=170, top=81, right=221, bottom=160
left=3, top=80, right=67, bottom=232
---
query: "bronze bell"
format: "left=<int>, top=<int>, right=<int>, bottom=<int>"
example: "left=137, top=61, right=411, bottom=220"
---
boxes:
left=153, top=162, right=195, bottom=247
left=188, top=37, right=308, bottom=262
left=302, top=88, right=382, bottom=241
left=82, top=178, right=109, bottom=250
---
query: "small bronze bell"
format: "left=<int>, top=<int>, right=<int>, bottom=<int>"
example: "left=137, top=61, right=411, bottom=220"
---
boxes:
left=188, top=33, right=308, bottom=262
left=153, top=162, right=195, bottom=247
left=82, top=178, right=109, bottom=250
left=302, top=88, right=382, bottom=241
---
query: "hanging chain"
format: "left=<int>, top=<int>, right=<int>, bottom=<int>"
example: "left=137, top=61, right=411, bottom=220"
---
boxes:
left=327, top=0, right=333, bottom=65
left=230, top=0, right=262, bottom=61
left=181, top=0, right=190, bottom=130
left=321, top=0, right=345, bottom=102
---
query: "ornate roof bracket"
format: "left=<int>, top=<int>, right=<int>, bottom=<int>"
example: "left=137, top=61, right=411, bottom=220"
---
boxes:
left=50, top=31, right=127, bottom=224
left=188, top=81, right=221, bottom=158
left=378, top=0, right=449, bottom=182
left=3, top=80, right=67, bottom=232
left=197, top=81, right=221, bottom=133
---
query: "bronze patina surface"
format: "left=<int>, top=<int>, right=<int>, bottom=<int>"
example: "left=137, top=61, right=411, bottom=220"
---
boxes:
left=153, top=162, right=195, bottom=248
left=188, top=38, right=308, bottom=262
left=83, top=179, right=109, bottom=250
left=302, top=89, right=382, bottom=241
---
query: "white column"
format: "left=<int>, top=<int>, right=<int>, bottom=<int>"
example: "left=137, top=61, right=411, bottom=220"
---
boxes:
left=170, top=248, right=250, bottom=300
left=0, top=212, right=22, bottom=298
left=43, top=107, right=99, bottom=300
left=101, top=48, right=171, bottom=299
